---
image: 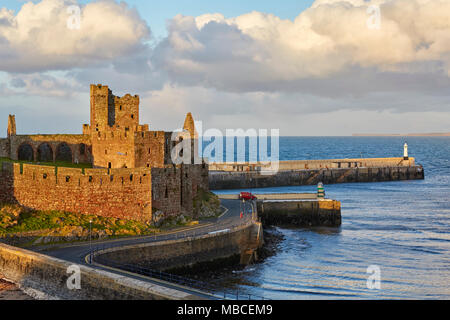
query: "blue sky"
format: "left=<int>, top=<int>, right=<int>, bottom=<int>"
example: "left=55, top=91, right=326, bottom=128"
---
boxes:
left=130, top=0, right=315, bottom=38
left=5, top=0, right=315, bottom=39
left=0, top=0, right=449, bottom=136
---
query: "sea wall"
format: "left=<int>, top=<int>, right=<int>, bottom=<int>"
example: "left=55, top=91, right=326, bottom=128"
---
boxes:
left=0, top=243, right=198, bottom=300
left=217, top=193, right=318, bottom=200
left=94, top=221, right=263, bottom=272
left=209, top=165, right=424, bottom=190
left=209, top=157, right=416, bottom=171
left=257, top=199, right=341, bottom=227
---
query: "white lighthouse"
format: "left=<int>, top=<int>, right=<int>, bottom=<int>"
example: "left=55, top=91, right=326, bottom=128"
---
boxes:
left=404, top=142, right=409, bottom=160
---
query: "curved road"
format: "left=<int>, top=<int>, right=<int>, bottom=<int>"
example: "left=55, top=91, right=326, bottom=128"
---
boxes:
left=33, top=199, right=254, bottom=300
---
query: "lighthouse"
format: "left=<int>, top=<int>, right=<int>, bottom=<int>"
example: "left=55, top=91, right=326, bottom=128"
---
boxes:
left=404, top=142, right=409, bottom=160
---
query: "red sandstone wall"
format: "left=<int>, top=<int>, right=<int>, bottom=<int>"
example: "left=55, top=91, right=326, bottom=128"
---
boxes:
left=9, top=135, right=92, bottom=163
left=0, top=138, right=9, bottom=158
left=91, top=129, right=136, bottom=168
left=151, top=166, right=182, bottom=217
left=0, top=163, right=152, bottom=222
left=134, top=131, right=166, bottom=168
left=113, top=94, right=139, bottom=129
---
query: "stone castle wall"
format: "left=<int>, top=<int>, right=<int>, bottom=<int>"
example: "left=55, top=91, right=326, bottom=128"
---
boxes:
left=91, top=130, right=170, bottom=169
left=0, top=84, right=208, bottom=223
left=9, top=134, right=92, bottom=163
left=0, top=161, right=209, bottom=222
left=151, top=163, right=209, bottom=217
left=0, top=138, right=8, bottom=158
left=0, top=162, right=152, bottom=222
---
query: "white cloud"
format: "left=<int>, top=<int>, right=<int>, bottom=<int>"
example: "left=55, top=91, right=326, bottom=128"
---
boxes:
left=153, top=0, right=450, bottom=92
left=0, top=0, right=150, bottom=72
left=1, top=0, right=449, bottom=136
left=7, top=72, right=84, bottom=97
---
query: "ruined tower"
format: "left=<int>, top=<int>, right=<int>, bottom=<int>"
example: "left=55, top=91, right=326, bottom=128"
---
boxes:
left=88, top=84, right=140, bottom=168
left=183, top=112, right=197, bottom=139
left=89, top=84, right=140, bottom=131
left=7, top=115, right=16, bottom=137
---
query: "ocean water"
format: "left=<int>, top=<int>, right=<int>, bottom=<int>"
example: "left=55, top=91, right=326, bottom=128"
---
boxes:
left=212, top=137, right=450, bottom=300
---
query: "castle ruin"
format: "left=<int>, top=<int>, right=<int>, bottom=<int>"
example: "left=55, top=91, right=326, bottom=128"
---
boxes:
left=0, top=84, right=208, bottom=223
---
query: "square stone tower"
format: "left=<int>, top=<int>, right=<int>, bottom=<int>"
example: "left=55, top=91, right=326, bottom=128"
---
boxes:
left=88, top=84, right=142, bottom=168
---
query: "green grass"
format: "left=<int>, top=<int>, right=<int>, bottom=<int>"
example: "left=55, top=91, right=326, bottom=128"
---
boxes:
left=193, top=188, right=222, bottom=219
left=0, top=203, right=156, bottom=238
left=0, top=157, right=92, bottom=169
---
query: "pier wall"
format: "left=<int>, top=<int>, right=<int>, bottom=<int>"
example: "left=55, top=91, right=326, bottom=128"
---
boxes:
left=94, top=222, right=263, bottom=272
left=0, top=243, right=197, bottom=300
left=209, top=165, right=424, bottom=190
left=257, top=199, right=341, bottom=227
left=209, top=157, right=415, bottom=172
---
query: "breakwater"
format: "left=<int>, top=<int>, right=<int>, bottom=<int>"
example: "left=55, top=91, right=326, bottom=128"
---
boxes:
left=257, top=199, right=341, bottom=227
left=217, top=194, right=342, bottom=228
left=209, top=158, right=424, bottom=190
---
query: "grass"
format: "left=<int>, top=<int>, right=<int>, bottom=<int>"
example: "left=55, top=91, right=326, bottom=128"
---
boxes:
left=193, top=188, right=222, bottom=219
left=0, top=203, right=201, bottom=248
left=0, top=203, right=156, bottom=238
left=0, top=157, right=92, bottom=169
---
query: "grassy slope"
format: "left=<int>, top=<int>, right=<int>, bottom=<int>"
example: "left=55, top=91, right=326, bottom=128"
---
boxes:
left=0, top=203, right=155, bottom=239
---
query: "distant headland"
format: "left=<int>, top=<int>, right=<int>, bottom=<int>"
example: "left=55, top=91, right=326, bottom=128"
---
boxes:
left=352, top=132, right=450, bottom=137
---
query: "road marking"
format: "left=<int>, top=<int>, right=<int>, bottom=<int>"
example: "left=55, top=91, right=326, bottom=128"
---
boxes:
left=217, top=205, right=229, bottom=219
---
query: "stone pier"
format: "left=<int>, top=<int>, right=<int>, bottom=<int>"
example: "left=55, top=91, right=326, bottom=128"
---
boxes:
left=209, top=158, right=424, bottom=190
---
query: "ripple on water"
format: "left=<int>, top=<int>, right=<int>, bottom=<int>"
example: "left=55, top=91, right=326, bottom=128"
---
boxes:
left=210, top=137, right=450, bottom=299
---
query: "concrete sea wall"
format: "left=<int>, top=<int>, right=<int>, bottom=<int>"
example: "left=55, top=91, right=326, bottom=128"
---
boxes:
left=209, top=157, right=416, bottom=171
left=0, top=243, right=198, bottom=300
left=94, top=222, right=263, bottom=272
left=257, top=199, right=342, bottom=227
left=209, top=165, right=424, bottom=190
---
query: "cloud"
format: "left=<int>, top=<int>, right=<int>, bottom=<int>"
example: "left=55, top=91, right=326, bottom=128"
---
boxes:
left=7, top=72, right=84, bottom=97
left=1, top=0, right=449, bottom=136
left=152, top=0, right=450, bottom=93
left=0, top=0, right=150, bottom=73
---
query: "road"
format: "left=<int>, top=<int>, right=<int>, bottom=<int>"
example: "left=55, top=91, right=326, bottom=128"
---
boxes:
left=32, top=199, right=255, bottom=300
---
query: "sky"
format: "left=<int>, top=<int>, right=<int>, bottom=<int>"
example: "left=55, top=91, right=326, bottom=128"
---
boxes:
left=0, top=0, right=449, bottom=136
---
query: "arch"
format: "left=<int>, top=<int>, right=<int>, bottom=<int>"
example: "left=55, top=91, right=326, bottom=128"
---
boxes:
left=17, top=143, right=34, bottom=161
left=79, top=143, right=86, bottom=155
left=55, top=143, right=73, bottom=162
left=37, top=143, right=53, bottom=162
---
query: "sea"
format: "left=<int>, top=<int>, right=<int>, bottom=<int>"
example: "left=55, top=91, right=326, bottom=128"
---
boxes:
left=208, top=136, right=450, bottom=300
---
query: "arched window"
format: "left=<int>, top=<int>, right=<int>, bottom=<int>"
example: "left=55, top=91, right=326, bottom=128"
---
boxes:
left=55, top=143, right=73, bottom=162
left=18, top=143, right=34, bottom=161
left=79, top=143, right=86, bottom=155
left=37, top=143, right=53, bottom=162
